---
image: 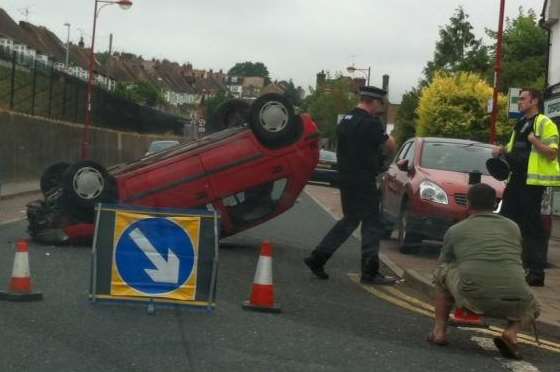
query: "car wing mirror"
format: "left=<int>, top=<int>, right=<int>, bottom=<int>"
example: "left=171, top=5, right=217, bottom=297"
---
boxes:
left=396, top=159, right=409, bottom=172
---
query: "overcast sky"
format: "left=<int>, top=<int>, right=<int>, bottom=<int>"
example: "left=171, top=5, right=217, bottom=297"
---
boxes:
left=2, top=0, right=542, bottom=102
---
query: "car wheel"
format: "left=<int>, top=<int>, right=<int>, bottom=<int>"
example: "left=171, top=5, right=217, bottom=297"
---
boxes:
left=62, top=161, right=117, bottom=209
left=40, top=162, right=70, bottom=194
left=249, top=93, right=302, bottom=148
left=209, top=99, right=250, bottom=133
left=398, top=205, right=422, bottom=254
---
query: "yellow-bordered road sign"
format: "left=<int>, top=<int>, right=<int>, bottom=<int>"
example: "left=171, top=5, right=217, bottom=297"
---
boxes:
left=90, top=204, right=219, bottom=309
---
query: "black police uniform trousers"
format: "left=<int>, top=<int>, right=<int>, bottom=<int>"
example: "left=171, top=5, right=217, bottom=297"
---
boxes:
left=500, top=175, right=546, bottom=280
left=311, top=179, right=383, bottom=275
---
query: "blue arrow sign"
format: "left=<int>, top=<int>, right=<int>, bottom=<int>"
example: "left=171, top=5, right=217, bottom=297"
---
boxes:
left=115, top=218, right=196, bottom=295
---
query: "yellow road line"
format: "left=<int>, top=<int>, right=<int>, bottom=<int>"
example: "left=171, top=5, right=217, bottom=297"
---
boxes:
left=348, top=273, right=560, bottom=354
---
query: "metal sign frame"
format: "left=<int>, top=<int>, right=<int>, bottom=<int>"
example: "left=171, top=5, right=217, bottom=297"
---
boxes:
left=89, top=204, right=219, bottom=311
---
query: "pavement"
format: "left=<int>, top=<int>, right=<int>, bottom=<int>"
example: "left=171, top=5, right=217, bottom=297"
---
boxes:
left=305, top=184, right=560, bottom=337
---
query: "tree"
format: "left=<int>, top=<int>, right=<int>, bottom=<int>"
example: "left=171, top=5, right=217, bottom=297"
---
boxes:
left=302, top=78, right=357, bottom=144
left=416, top=72, right=509, bottom=143
left=114, top=81, right=164, bottom=107
left=423, top=7, right=490, bottom=84
left=394, top=88, right=420, bottom=145
left=205, top=89, right=231, bottom=126
left=228, top=62, right=270, bottom=82
left=486, top=8, right=548, bottom=91
left=281, top=79, right=303, bottom=107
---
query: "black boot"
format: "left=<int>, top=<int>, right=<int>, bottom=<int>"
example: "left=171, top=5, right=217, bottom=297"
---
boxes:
left=360, top=272, right=397, bottom=285
left=304, top=252, right=329, bottom=280
left=526, top=272, right=545, bottom=287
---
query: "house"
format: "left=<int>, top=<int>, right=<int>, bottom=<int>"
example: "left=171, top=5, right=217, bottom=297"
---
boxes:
left=241, top=76, right=265, bottom=99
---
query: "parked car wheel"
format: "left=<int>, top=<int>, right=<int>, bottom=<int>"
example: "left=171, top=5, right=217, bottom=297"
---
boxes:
left=40, top=162, right=70, bottom=194
left=398, top=203, right=421, bottom=254
left=249, top=93, right=302, bottom=148
left=209, top=99, right=250, bottom=133
left=62, top=161, right=117, bottom=209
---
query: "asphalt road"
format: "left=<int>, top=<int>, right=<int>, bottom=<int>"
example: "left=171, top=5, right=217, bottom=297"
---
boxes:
left=0, top=193, right=559, bottom=371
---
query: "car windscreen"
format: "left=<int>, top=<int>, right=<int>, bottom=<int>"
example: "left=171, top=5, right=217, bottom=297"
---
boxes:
left=420, top=142, right=493, bottom=175
left=320, top=150, right=337, bottom=163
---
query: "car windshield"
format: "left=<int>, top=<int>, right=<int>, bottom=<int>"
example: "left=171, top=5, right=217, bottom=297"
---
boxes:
left=420, top=142, right=493, bottom=175
left=320, top=150, right=337, bottom=162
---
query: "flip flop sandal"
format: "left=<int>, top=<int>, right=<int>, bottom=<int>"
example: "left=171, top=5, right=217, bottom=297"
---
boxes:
left=426, top=333, right=449, bottom=346
left=493, top=336, right=522, bottom=360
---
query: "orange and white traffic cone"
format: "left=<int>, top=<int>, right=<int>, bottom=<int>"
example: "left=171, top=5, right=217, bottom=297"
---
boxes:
left=0, top=240, right=43, bottom=302
left=242, top=241, right=281, bottom=313
left=450, top=308, right=487, bottom=328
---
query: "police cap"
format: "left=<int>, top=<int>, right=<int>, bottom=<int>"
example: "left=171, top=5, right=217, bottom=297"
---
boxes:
left=359, top=86, right=387, bottom=100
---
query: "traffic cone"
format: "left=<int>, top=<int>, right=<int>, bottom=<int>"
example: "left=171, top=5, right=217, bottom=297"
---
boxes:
left=242, top=241, right=281, bottom=313
left=0, top=240, right=43, bottom=302
left=450, top=307, right=487, bottom=328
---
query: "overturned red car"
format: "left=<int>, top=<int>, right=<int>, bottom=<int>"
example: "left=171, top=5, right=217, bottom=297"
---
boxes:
left=27, top=94, right=320, bottom=244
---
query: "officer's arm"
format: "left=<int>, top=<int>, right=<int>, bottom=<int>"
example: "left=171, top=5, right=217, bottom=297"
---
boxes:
left=528, top=133, right=558, bottom=161
left=385, top=135, right=397, bottom=155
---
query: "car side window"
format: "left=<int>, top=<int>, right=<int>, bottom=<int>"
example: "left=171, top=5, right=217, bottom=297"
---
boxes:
left=395, top=142, right=411, bottom=163
left=404, top=142, right=415, bottom=163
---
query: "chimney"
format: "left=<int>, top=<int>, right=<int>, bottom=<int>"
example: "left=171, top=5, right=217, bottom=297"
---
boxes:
left=382, top=74, right=390, bottom=94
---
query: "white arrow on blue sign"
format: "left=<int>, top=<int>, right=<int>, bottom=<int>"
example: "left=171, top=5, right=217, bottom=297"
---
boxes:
left=115, top=218, right=196, bottom=295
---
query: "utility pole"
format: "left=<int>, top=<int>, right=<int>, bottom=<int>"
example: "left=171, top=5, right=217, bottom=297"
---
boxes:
left=64, top=23, right=71, bottom=68
left=490, top=0, right=506, bottom=144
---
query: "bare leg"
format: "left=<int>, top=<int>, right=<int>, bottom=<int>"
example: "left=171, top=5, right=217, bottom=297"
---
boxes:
left=503, top=321, right=522, bottom=345
left=431, top=289, right=454, bottom=343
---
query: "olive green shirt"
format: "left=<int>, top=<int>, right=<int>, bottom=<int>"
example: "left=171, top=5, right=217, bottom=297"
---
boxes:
left=437, top=212, right=538, bottom=321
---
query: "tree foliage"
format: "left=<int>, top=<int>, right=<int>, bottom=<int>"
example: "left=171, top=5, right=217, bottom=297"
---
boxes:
left=114, top=81, right=164, bottom=107
left=394, top=88, right=420, bottom=145
left=302, top=79, right=358, bottom=143
left=416, top=72, right=509, bottom=143
left=423, top=6, right=490, bottom=84
left=487, top=8, right=548, bottom=91
left=228, top=61, right=270, bottom=82
left=205, top=89, right=231, bottom=124
left=281, top=79, right=303, bottom=107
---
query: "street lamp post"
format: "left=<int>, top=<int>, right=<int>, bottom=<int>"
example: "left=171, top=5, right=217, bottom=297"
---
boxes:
left=64, top=23, right=71, bottom=68
left=81, top=0, right=132, bottom=160
left=347, top=65, right=371, bottom=86
left=489, top=0, right=505, bottom=145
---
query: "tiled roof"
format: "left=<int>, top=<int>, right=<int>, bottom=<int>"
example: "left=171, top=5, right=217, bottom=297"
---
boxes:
left=0, top=8, right=32, bottom=45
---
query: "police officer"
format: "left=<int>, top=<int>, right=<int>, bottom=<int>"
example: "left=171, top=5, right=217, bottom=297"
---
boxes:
left=304, top=86, right=397, bottom=284
left=493, top=88, right=560, bottom=287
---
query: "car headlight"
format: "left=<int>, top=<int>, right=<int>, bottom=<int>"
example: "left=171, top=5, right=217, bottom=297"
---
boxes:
left=419, top=180, right=448, bottom=205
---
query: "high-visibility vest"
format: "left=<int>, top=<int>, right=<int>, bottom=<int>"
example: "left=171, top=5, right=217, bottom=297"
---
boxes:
left=506, top=113, right=560, bottom=186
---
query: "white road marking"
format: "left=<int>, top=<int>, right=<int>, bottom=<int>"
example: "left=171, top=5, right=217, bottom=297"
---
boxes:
left=471, top=336, right=540, bottom=372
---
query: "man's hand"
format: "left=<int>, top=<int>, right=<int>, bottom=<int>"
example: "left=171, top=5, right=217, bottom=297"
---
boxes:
left=528, top=132, right=558, bottom=160
left=385, top=135, right=397, bottom=155
left=492, top=145, right=505, bottom=158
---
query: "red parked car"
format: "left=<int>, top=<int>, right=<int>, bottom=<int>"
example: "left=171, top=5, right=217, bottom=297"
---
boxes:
left=380, top=137, right=505, bottom=253
left=27, top=94, right=320, bottom=244
left=381, top=137, right=553, bottom=254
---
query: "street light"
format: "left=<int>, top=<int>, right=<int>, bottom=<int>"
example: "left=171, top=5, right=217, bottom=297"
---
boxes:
left=81, top=0, right=132, bottom=160
left=64, top=23, right=71, bottom=68
left=347, top=65, right=371, bottom=86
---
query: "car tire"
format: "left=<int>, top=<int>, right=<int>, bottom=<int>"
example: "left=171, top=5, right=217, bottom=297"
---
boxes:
left=40, top=162, right=70, bottom=194
left=249, top=93, right=302, bottom=148
left=398, top=205, right=422, bottom=254
left=209, top=99, right=250, bottom=133
left=62, top=161, right=117, bottom=209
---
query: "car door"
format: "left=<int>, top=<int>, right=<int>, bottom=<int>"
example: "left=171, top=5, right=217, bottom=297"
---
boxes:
left=383, top=141, right=412, bottom=220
